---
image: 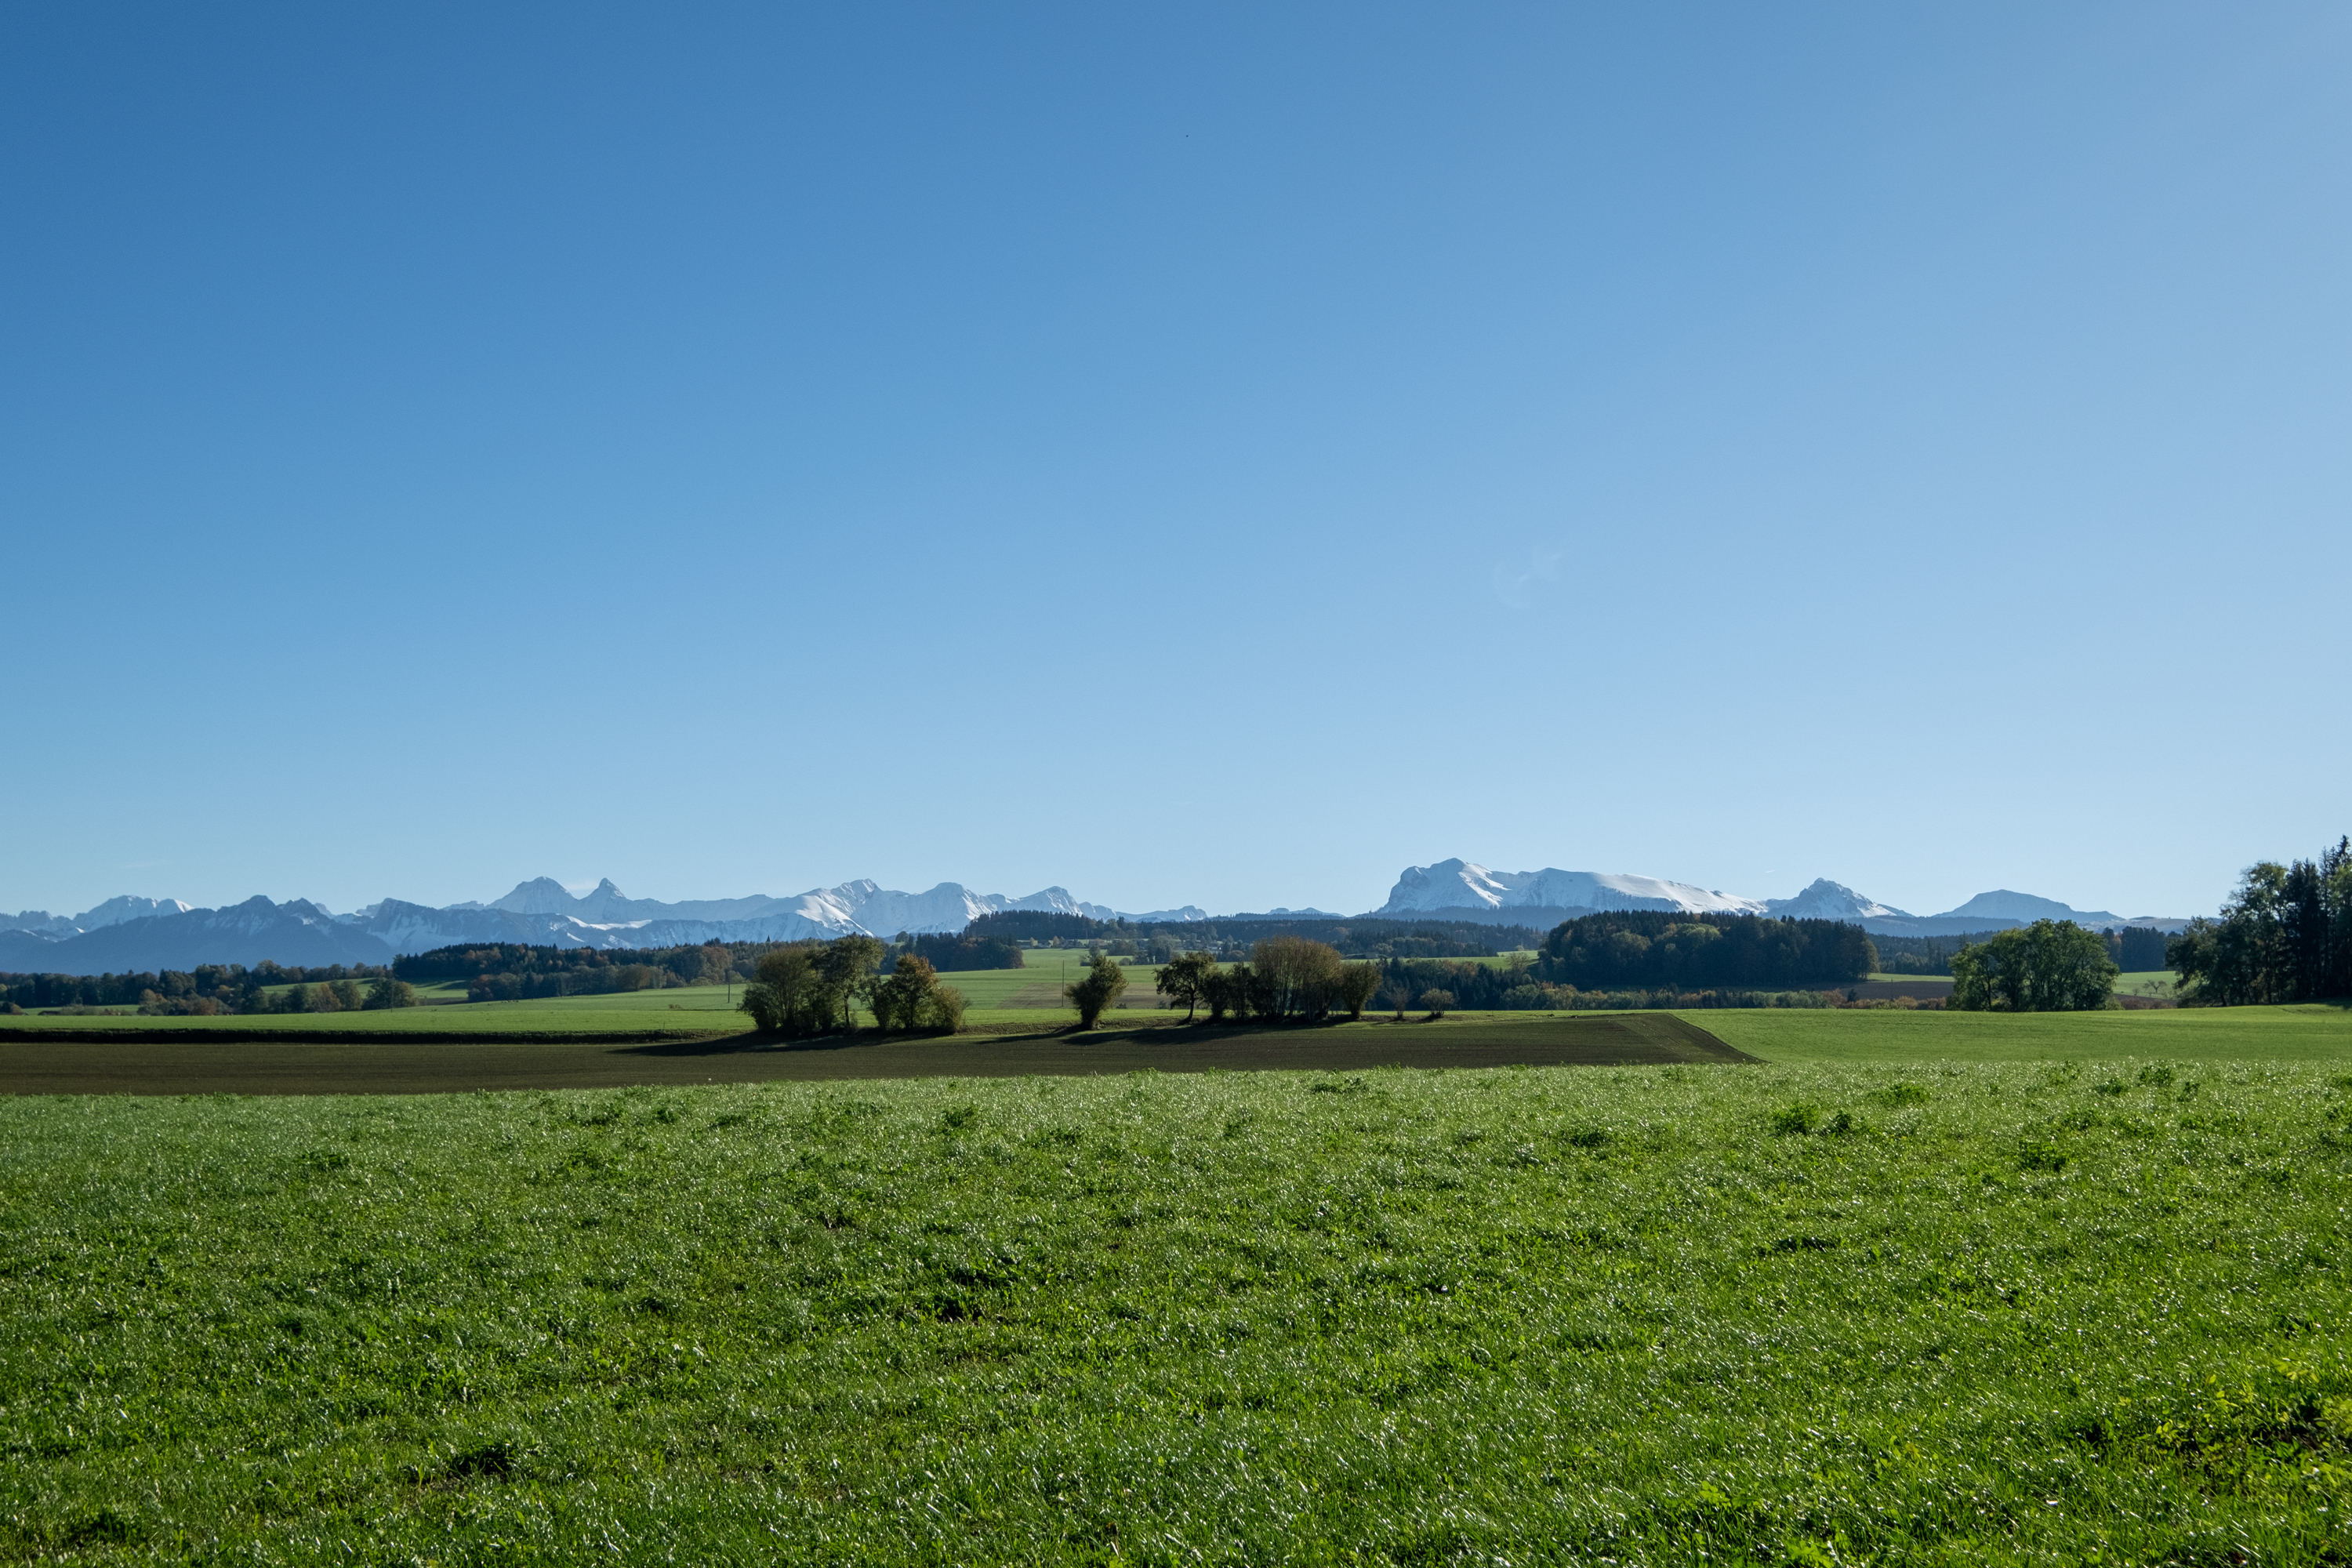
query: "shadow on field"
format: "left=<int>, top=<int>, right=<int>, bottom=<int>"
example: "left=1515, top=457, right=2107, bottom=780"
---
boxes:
left=0, top=1011, right=1752, bottom=1095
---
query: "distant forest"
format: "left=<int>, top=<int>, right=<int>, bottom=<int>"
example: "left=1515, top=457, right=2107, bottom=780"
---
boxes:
left=1341, top=913, right=1878, bottom=1014
left=395, top=941, right=753, bottom=1000
left=1535, top=911, right=1874, bottom=992
left=898, top=927, right=1026, bottom=971
left=1369, top=957, right=1842, bottom=1014
left=1875, top=927, right=2172, bottom=977
left=2, top=960, right=401, bottom=1015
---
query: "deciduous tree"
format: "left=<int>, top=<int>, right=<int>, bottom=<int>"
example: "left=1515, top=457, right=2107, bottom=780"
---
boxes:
left=1156, top=952, right=1217, bottom=1020
left=1951, top=921, right=2116, bottom=1011
left=1065, top=953, right=1127, bottom=1029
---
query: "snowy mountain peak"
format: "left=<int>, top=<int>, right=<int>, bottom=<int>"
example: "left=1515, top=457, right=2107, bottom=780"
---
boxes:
left=1764, top=879, right=1912, bottom=922
left=488, top=877, right=583, bottom=915
left=1377, top=859, right=1769, bottom=918
left=73, top=895, right=196, bottom=930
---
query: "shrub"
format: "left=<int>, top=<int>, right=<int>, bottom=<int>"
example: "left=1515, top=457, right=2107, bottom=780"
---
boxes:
left=1416, top=989, right=1455, bottom=1019
left=1771, top=1104, right=1820, bottom=1136
left=921, top=985, right=967, bottom=1033
left=362, top=978, right=418, bottom=1010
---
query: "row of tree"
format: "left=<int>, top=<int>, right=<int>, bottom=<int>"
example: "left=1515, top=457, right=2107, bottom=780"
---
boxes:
left=897, top=928, right=1026, bottom=972
left=2168, top=837, right=2352, bottom=1005
left=400, top=942, right=748, bottom=993
left=956, top=912, right=1541, bottom=964
left=1133, top=939, right=1857, bottom=1025
left=1136, top=937, right=1384, bottom=1026
left=1872, top=926, right=2172, bottom=978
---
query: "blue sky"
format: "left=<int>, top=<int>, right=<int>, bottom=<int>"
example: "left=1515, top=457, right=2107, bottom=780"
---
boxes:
left=3, top=2, right=2347, bottom=922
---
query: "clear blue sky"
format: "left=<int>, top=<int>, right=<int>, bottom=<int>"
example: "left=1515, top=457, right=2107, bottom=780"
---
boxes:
left=4, top=3, right=2347, bottom=922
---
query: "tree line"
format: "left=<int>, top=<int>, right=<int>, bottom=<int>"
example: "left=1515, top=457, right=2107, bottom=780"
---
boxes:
left=897, top=928, right=1026, bottom=972
left=1138, top=936, right=1384, bottom=1026
left=397, top=941, right=753, bottom=998
left=1534, top=912, right=1875, bottom=991
left=2, top=960, right=401, bottom=1016
left=1873, top=926, right=2172, bottom=978
left=960, top=911, right=1541, bottom=963
left=2168, top=837, right=2352, bottom=1004
left=1131, top=936, right=1853, bottom=1025
left=1352, top=956, right=1839, bottom=1014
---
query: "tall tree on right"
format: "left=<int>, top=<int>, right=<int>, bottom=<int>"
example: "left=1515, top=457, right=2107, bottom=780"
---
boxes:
left=2169, top=840, right=2352, bottom=1005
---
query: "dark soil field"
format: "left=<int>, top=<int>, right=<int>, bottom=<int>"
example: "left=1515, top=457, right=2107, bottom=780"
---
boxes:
left=0, top=1011, right=1746, bottom=1095
left=1848, top=977, right=1955, bottom=1000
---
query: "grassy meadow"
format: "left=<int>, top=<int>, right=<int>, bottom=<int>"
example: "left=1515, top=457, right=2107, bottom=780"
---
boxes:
left=5, top=998, right=2352, bottom=1561
left=5, top=1025, right=2352, bottom=1563
left=1700, top=1001, right=2351, bottom=1064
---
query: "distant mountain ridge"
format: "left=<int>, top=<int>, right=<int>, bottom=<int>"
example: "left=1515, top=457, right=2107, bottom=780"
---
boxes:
left=0, top=876, right=1215, bottom=976
left=1369, top=861, right=2187, bottom=939
left=1, top=896, right=195, bottom=938
left=2, top=862, right=2189, bottom=977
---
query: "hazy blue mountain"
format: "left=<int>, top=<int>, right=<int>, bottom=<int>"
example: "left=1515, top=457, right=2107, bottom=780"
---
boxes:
left=5, top=898, right=394, bottom=975
left=1934, top=889, right=2125, bottom=927
left=0, top=896, right=195, bottom=940
left=0, top=864, right=2190, bottom=976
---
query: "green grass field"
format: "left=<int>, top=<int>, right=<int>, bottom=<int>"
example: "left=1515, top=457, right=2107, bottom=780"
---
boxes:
left=1699, top=1001, right=2351, bottom=1063
left=2115, top=968, right=2179, bottom=999
left=7, top=1028, right=2352, bottom=1563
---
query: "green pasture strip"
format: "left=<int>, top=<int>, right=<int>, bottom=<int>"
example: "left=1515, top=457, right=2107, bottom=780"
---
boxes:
left=1697, top=1003, right=2352, bottom=1064
left=2115, top=968, right=2179, bottom=998
left=5, top=1062, right=2352, bottom=1563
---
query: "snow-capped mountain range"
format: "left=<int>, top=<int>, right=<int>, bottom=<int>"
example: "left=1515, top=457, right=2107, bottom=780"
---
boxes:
left=0, top=859, right=2189, bottom=976
left=1372, top=858, right=2181, bottom=938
